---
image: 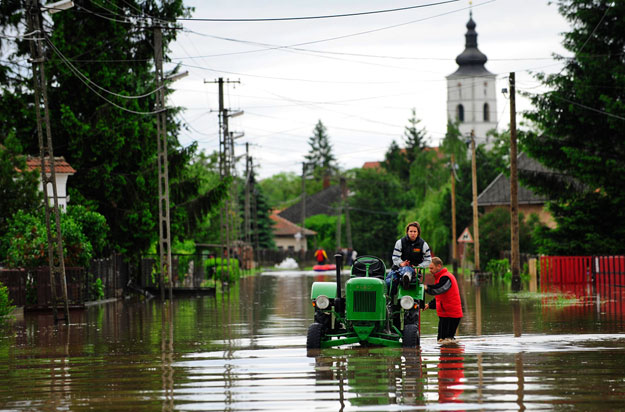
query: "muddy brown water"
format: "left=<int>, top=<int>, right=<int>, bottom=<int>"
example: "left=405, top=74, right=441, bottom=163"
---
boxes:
left=1, top=270, right=624, bottom=411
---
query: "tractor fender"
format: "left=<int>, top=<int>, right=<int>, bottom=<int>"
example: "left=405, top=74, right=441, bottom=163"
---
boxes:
left=311, top=282, right=337, bottom=300
left=397, top=284, right=425, bottom=301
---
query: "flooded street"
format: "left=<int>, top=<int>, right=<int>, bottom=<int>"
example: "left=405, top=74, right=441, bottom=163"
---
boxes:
left=1, top=270, right=625, bottom=411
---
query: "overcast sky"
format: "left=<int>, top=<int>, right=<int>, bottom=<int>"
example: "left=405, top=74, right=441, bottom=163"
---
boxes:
left=166, top=0, right=570, bottom=179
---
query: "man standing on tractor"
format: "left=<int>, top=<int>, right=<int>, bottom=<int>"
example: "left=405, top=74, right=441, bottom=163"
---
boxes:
left=386, top=221, right=432, bottom=294
left=423, top=257, right=463, bottom=343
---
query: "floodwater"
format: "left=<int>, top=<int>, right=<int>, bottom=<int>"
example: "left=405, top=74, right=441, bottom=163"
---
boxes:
left=1, top=270, right=625, bottom=411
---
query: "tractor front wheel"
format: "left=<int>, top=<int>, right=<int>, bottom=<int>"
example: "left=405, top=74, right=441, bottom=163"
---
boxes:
left=402, top=324, right=420, bottom=348
left=306, top=323, right=325, bottom=349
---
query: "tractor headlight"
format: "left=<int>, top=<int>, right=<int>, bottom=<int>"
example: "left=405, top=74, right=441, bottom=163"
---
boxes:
left=315, top=295, right=330, bottom=310
left=400, top=295, right=415, bottom=310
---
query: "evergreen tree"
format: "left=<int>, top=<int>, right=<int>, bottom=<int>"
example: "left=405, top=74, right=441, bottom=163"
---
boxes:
left=524, top=0, right=625, bottom=254
left=305, top=120, right=336, bottom=180
left=383, top=109, right=429, bottom=185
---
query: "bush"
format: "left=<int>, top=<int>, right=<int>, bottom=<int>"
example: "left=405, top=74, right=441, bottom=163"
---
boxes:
left=204, top=256, right=240, bottom=282
left=0, top=281, right=14, bottom=318
left=486, top=258, right=510, bottom=277
left=1, top=206, right=109, bottom=269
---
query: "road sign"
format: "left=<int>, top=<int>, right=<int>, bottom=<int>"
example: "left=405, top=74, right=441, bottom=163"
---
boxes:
left=458, top=227, right=473, bottom=243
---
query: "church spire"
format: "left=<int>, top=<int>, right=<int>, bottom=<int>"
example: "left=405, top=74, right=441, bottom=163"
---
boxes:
left=450, top=11, right=492, bottom=76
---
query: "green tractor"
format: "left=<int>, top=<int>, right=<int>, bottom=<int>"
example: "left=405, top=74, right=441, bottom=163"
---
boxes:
left=306, top=254, right=425, bottom=349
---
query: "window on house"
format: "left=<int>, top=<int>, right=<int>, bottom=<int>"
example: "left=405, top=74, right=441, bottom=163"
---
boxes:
left=457, top=104, right=465, bottom=122
left=483, top=103, right=490, bottom=122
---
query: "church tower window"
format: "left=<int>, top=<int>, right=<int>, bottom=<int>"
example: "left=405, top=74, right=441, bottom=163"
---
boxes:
left=457, top=104, right=465, bottom=122
left=483, top=103, right=490, bottom=121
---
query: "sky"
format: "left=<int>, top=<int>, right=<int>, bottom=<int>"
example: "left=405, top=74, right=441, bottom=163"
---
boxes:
left=166, top=0, right=570, bottom=179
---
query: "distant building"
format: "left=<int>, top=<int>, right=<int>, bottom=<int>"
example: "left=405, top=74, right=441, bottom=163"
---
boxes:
left=278, top=184, right=342, bottom=223
left=476, top=152, right=555, bottom=228
left=447, top=12, right=498, bottom=148
left=26, top=156, right=76, bottom=210
left=270, top=211, right=316, bottom=252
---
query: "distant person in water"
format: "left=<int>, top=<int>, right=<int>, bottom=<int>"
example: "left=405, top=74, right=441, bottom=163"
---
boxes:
left=314, top=248, right=328, bottom=265
left=423, top=257, right=463, bottom=343
left=386, top=221, right=432, bottom=295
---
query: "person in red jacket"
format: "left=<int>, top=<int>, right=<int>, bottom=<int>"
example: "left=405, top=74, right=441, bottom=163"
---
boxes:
left=423, top=257, right=463, bottom=343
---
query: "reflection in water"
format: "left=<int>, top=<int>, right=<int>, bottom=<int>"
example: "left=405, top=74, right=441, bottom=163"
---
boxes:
left=311, top=348, right=426, bottom=410
left=1, top=272, right=625, bottom=411
left=437, top=345, right=464, bottom=405
left=161, top=301, right=174, bottom=412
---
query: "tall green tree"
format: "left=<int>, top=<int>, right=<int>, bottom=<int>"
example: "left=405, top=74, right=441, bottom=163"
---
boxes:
left=0, top=1, right=228, bottom=260
left=383, top=109, right=429, bottom=185
left=348, top=168, right=407, bottom=262
left=305, top=120, right=336, bottom=181
left=524, top=0, right=625, bottom=255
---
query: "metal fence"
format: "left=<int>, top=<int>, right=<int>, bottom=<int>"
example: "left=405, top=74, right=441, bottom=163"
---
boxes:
left=540, top=255, right=625, bottom=285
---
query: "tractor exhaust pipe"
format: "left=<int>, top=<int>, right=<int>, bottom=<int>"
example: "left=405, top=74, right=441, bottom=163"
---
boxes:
left=334, top=253, right=344, bottom=315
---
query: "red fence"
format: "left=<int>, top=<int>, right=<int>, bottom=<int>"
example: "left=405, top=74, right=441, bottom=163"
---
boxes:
left=540, top=255, right=625, bottom=285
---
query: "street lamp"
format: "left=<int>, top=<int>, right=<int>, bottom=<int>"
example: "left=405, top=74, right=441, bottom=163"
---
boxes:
left=41, top=0, right=74, bottom=14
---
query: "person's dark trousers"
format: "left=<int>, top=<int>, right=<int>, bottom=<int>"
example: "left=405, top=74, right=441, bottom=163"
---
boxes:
left=437, top=317, right=461, bottom=340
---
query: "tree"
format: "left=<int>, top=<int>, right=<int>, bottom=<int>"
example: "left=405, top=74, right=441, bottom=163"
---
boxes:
left=0, top=132, right=40, bottom=241
left=348, top=168, right=407, bottom=262
left=305, top=120, right=337, bottom=181
left=0, top=1, right=226, bottom=260
left=524, top=0, right=625, bottom=255
left=383, top=109, right=429, bottom=185
left=258, top=172, right=301, bottom=209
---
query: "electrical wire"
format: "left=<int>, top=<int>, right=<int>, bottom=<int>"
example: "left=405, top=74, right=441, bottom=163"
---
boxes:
left=44, top=37, right=164, bottom=115
left=45, top=36, right=165, bottom=100
left=173, top=1, right=459, bottom=22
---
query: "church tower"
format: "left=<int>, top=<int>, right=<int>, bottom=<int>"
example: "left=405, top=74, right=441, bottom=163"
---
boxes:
left=446, top=12, right=497, bottom=147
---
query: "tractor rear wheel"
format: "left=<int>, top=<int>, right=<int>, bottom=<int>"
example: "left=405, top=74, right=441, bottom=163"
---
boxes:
left=306, top=323, right=325, bottom=349
left=402, top=324, right=420, bottom=348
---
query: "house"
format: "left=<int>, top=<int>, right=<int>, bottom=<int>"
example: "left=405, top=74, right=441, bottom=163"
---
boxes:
left=270, top=211, right=316, bottom=252
left=476, top=152, right=555, bottom=228
left=278, top=184, right=342, bottom=223
left=26, top=156, right=76, bottom=210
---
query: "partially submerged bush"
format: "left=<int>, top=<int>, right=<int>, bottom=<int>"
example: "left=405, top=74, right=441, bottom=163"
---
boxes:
left=0, top=281, right=14, bottom=318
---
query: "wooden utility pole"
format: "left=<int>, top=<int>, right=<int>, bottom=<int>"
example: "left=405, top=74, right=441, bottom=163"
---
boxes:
left=451, top=153, right=458, bottom=263
left=154, top=27, right=173, bottom=301
left=342, top=177, right=353, bottom=249
left=509, top=72, right=521, bottom=290
left=470, top=130, right=480, bottom=272
left=26, top=0, right=69, bottom=324
left=300, top=162, right=307, bottom=251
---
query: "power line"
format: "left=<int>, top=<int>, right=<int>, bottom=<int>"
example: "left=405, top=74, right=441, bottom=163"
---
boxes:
left=175, top=1, right=459, bottom=22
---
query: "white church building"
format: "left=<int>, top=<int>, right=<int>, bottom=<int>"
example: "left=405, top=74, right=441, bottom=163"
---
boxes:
left=447, top=12, right=498, bottom=148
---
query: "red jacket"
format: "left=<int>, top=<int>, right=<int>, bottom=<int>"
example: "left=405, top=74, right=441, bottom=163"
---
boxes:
left=432, top=268, right=463, bottom=318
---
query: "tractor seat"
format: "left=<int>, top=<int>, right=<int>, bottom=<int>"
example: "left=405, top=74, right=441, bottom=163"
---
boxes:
left=350, top=255, right=387, bottom=279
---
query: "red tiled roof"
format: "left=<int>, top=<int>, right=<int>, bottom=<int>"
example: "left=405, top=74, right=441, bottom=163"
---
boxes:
left=362, top=161, right=381, bottom=169
left=270, top=211, right=316, bottom=237
left=26, top=156, right=76, bottom=174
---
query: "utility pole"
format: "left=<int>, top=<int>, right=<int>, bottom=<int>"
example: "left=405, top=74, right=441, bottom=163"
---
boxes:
left=204, top=78, right=241, bottom=282
left=509, top=72, right=521, bottom=290
left=300, top=162, right=308, bottom=251
left=243, top=143, right=251, bottom=273
left=470, top=130, right=481, bottom=272
left=451, top=153, right=458, bottom=264
left=342, top=177, right=352, bottom=249
left=154, top=26, right=173, bottom=301
left=26, top=0, right=69, bottom=324
left=244, top=143, right=251, bottom=247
